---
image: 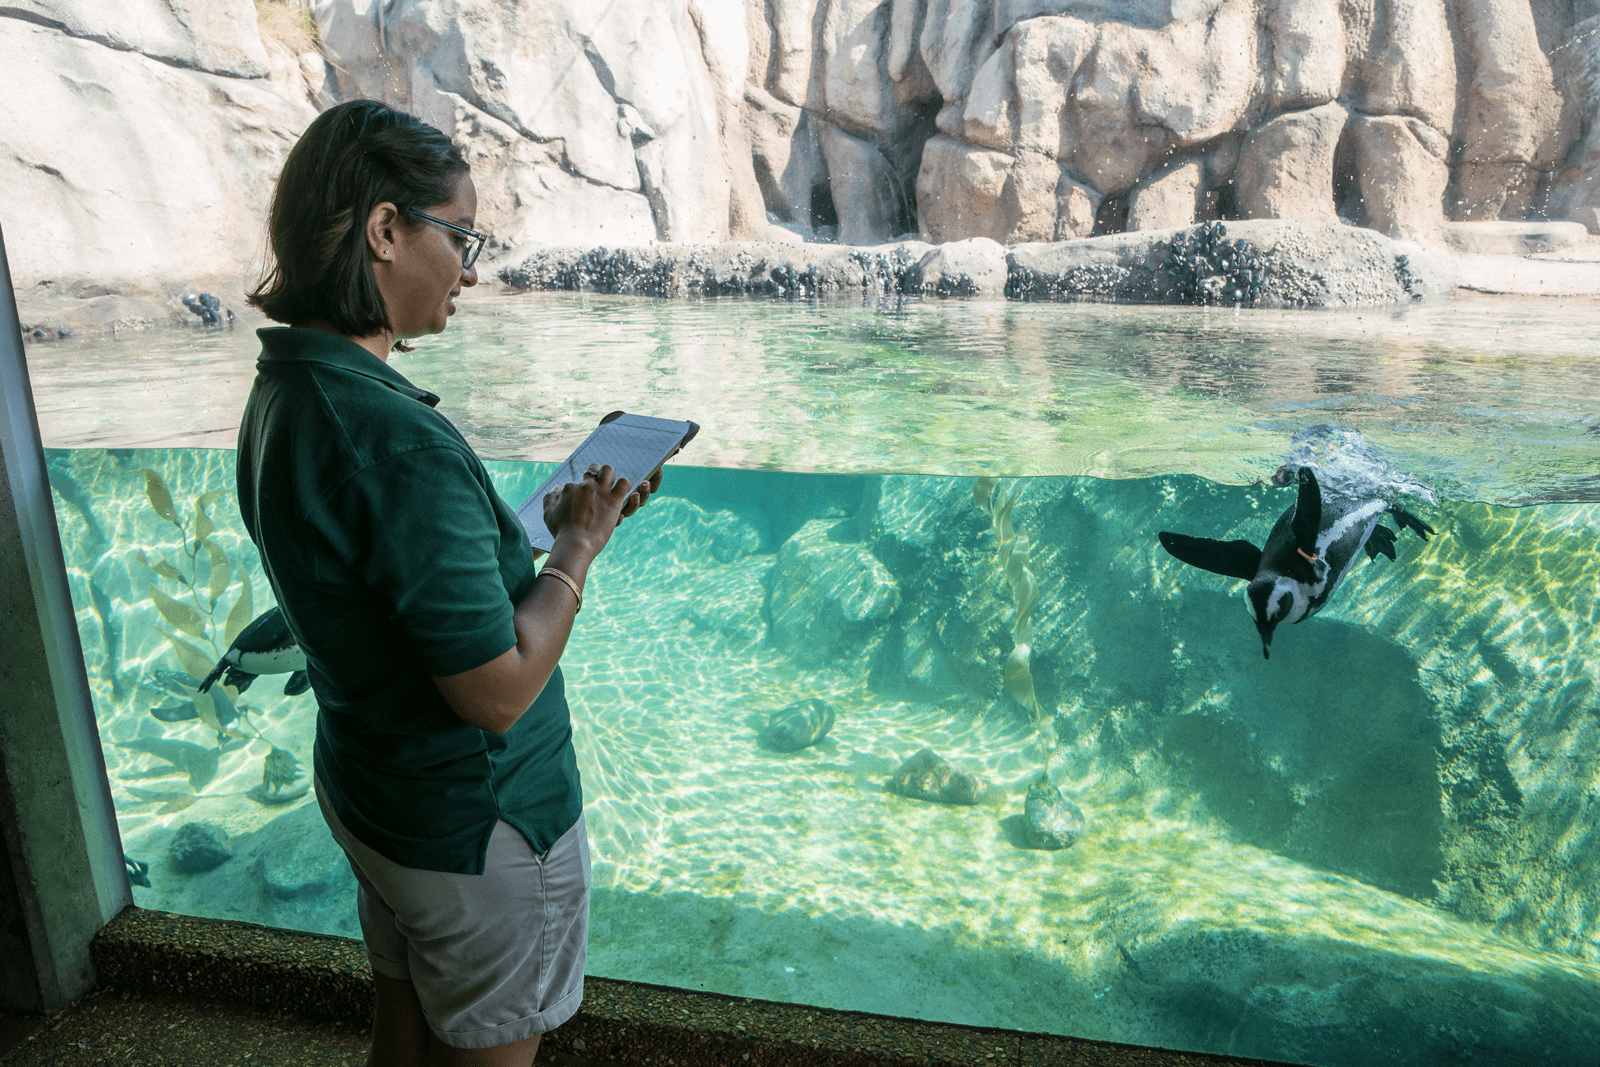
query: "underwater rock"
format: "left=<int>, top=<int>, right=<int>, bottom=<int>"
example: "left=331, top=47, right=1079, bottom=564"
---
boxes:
left=685, top=557, right=773, bottom=647
left=168, top=821, right=232, bottom=874
left=256, top=804, right=346, bottom=900
left=770, top=520, right=900, bottom=667
left=708, top=509, right=765, bottom=563
left=1022, top=773, right=1086, bottom=850
left=888, top=747, right=988, bottom=805
left=758, top=698, right=837, bottom=752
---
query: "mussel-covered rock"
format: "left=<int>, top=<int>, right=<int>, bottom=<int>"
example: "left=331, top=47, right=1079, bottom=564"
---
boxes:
left=1023, top=773, right=1085, bottom=850
left=1162, top=221, right=1266, bottom=307
left=758, top=698, right=836, bottom=752
left=888, top=747, right=987, bottom=805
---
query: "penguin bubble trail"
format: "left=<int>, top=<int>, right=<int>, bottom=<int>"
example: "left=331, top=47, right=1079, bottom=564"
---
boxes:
left=1159, top=466, right=1435, bottom=659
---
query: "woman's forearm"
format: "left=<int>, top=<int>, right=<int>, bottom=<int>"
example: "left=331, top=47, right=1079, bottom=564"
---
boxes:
left=433, top=464, right=649, bottom=733
left=433, top=534, right=598, bottom=734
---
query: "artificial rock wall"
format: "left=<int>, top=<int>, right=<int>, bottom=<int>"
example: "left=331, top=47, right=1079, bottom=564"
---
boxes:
left=6, top=0, right=1600, bottom=296
left=298, top=0, right=1600, bottom=250
left=0, top=1, right=315, bottom=296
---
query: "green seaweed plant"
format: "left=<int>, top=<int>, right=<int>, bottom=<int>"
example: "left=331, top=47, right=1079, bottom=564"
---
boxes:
left=973, top=478, right=1049, bottom=740
left=127, top=467, right=304, bottom=805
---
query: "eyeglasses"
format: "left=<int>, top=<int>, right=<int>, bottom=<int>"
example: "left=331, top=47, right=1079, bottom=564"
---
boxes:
left=407, top=209, right=486, bottom=269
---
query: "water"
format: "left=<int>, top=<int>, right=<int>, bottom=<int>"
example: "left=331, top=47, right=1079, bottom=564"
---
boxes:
left=31, top=294, right=1600, bottom=1066
left=26, top=292, right=1600, bottom=503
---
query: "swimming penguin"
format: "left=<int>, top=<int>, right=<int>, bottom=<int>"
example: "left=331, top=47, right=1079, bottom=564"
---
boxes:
left=197, top=606, right=308, bottom=694
left=1157, top=467, right=1434, bottom=659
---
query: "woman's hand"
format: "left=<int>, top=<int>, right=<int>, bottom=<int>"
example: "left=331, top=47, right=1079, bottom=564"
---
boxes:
left=619, top=462, right=666, bottom=519
left=543, top=464, right=634, bottom=557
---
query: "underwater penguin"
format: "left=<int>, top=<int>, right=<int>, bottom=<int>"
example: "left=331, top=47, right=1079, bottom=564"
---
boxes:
left=198, top=606, right=308, bottom=694
left=1157, top=467, right=1434, bottom=659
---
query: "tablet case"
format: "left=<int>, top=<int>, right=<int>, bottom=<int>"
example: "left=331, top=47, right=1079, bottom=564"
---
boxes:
left=516, top=411, right=699, bottom=551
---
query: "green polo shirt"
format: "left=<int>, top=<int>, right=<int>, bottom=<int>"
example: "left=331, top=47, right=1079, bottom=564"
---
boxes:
left=236, top=327, right=582, bottom=874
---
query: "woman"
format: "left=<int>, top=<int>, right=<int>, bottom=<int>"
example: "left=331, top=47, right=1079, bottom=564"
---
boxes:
left=238, top=99, right=652, bottom=1067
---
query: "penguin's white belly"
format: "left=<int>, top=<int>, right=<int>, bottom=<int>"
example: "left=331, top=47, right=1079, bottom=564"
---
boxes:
left=1306, top=499, right=1388, bottom=609
left=236, top=646, right=307, bottom=674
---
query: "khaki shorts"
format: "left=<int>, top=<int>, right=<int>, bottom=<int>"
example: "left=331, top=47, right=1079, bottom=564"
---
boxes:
left=315, top=778, right=590, bottom=1049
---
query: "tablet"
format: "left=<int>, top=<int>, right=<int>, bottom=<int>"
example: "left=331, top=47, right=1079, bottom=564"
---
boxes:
left=516, top=411, right=699, bottom=551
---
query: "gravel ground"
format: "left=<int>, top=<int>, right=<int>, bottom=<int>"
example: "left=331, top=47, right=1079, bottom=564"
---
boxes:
left=0, top=909, right=1298, bottom=1067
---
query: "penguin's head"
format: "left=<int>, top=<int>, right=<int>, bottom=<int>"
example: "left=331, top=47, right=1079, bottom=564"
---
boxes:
left=1246, top=578, right=1295, bottom=660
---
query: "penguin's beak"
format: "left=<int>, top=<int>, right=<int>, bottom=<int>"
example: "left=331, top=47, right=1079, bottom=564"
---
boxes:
left=1256, top=618, right=1275, bottom=660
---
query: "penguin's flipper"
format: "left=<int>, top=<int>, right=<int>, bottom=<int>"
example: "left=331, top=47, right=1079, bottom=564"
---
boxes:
left=1158, top=532, right=1263, bottom=581
left=1365, top=524, right=1398, bottom=562
left=1388, top=504, right=1434, bottom=541
left=1291, top=467, right=1322, bottom=556
left=283, top=670, right=310, bottom=697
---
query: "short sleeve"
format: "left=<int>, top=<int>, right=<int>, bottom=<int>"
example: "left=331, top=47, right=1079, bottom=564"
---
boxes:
left=319, top=445, right=518, bottom=677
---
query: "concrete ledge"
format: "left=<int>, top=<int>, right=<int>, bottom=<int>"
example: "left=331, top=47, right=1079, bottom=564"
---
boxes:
left=90, top=908, right=1294, bottom=1067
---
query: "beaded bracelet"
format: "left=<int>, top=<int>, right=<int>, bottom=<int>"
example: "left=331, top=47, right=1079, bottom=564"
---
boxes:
left=538, top=567, right=583, bottom=613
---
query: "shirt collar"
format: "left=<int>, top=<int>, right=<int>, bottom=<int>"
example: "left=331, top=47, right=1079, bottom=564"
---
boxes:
left=257, top=327, right=440, bottom=407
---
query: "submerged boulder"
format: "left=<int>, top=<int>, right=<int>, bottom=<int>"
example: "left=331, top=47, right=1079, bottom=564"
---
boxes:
left=889, top=747, right=987, bottom=805
left=167, top=821, right=233, bottom=874
left=758, top=698, right=837, bottom=752
left=1022, top=773, right=1086, bottom=850
left=254, top=801, right=348, bottom=901
left=769, top=520, right=900, bottom=668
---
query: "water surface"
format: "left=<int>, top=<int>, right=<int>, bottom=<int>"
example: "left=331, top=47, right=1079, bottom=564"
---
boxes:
left=27, top=292, right=1600, bottom=504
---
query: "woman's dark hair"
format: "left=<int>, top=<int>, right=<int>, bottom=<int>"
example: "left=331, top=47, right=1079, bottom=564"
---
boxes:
left=249, top=100, right=468, bottom=335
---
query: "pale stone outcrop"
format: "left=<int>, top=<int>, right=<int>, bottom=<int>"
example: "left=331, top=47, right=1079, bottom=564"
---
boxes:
left=921, top=0, right=999, bottom=127
left=451, top=102, right=657, bottom=249
left=1452, top=0, right=1574, bottom=220
left=917, top=138, right=1096, bottom=244
left=743, top=85, right=826, bottom=230
left=6, top=0, right=271, bottom=77
left=1054, top=172, right=1103, bottom=239
left=918, top=137, right=1010, bottom=242
left=1548, top=15, right=1600, bottom=232
left=818, top=123, right=907, bottom=244
left=1349, top=115, right=1449, bottom=241
left=766, top=0, right=820, bottom=106
left=1344, top=0, right=1455, bottom=132
left=1235, top=102, right=1348, bottom=223
left=0, top=14, right=311, bottom=294
left=907, top=236, right=1009, bottom=297
left=12, top=0, right=1600, bottom=315
left=1263, top=0, right=1344, bottom=110
left=313, top=0, right=743, bottom=246
left=821, top=0, right=899, bottom=138
left=690, top=0, right=772, bottom=242
left=1127, top=160, right=1205, bottom=231
left=961, top=16, right=1095, bottom=156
